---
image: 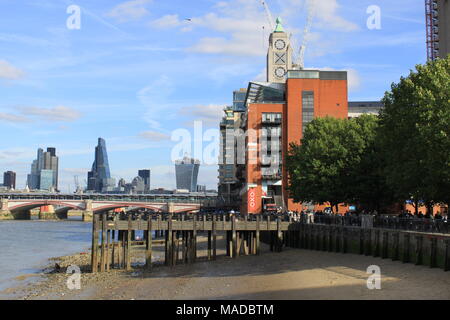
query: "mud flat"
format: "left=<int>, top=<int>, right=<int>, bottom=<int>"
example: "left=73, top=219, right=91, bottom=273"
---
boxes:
left=2, top=234, right=450, bottom=300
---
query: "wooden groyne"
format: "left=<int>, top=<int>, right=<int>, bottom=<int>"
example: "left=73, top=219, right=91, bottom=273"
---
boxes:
left=90, top=213, right=450, bottom=273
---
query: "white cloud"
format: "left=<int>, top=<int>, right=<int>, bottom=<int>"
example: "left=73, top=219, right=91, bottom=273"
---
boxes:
left=0, top=112, right=29, bottom=123
left=305, top=0, right=359, bottom=32
left=106, top=0, right=152, bottom=22
left=148, top=0, right=357, bottom=58
left=139, top=130, right=171, bottom=141
left=0, top=60, right=25, bottom=80
left=19, top=106, right=82, bottom=122
left=178, top=104, right=225, bottom=128
left=152, top=14, right=184, bottom=28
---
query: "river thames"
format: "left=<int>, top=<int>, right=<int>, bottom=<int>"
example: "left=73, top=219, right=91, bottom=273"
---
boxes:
left=0, top=219, right=92, bottom=295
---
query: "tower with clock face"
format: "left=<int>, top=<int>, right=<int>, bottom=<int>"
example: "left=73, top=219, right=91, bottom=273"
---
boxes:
left=267, top=18, right=293, bottom=83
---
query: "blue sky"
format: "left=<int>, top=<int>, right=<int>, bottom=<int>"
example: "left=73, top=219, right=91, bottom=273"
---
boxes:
left=0, top=0, right=427, bottom=191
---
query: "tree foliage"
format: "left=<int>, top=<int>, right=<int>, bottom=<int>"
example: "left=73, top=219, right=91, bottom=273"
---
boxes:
left=286, top=115, right=389, bottom=212
left=379, top=56, right=450, bottom=212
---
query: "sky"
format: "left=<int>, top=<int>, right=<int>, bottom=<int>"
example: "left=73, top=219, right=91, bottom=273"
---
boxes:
left=0, top=0, right=427, bottom=192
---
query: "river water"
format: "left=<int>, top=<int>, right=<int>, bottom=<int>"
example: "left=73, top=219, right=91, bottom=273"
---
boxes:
left=0, top=219, right=92, bottom=295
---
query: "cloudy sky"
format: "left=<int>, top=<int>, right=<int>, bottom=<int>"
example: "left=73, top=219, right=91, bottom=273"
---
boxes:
left=0, top=0, right=427, bottom=191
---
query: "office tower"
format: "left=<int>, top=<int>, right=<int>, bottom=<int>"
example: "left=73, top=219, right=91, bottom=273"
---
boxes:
left=39, top=169, right=54, bottom=191
left=43, top=147, right=58, bottom=190
left=87, top=138, right=116, bottom=193
left=27, top=147, right=58, bottom=191
left=175, top=156, right=200, bottom=192
left=196, top=185, right=206, bottom=192
left=138, top=169, right=151, bottom=193
left=132, top=176, right=145, bottom=194
left=3, top=171, right=16, bottom=190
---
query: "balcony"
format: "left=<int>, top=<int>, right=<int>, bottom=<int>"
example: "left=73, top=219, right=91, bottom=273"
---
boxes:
left=261, top=168, right=282, bottom=180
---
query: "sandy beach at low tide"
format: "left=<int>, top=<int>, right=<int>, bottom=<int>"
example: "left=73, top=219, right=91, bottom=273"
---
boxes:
left=2, top=233, right=450, bottom=300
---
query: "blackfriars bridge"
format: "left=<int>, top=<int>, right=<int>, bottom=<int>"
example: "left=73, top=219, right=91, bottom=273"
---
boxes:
left=0, top=193, right=217, bottom=221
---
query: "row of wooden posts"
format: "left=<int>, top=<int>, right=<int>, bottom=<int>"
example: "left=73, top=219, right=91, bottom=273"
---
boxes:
left=91, top=213, right=450, bottom=273
left=90, top=213, right=287, bottom=273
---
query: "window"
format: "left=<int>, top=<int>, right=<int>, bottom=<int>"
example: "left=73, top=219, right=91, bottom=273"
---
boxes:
left=302, top=91, right=314, bottom=133
left=262, top=113, right=282, bottom=123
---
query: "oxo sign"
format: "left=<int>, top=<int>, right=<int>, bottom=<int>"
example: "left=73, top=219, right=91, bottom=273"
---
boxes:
left=248, top=188, right=257, bottom=212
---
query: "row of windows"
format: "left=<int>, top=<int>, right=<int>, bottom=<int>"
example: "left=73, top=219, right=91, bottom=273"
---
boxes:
left=302, top=91, right=314, bottom=133
left=262, top=113, right=282, bottom=123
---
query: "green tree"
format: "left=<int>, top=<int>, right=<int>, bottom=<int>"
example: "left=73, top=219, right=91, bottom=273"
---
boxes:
left=379, top=56, right=450, bottom=215
left=348, top=115, right=396, bottom=212
left=287, top=115, right=394, bottom=213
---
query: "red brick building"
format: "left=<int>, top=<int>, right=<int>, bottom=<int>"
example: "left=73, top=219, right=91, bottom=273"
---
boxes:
left=241, top=70, right=349, bottom=214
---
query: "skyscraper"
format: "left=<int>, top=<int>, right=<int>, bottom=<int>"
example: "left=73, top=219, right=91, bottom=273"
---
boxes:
left=3, top=171, right=16, bottom=190
left=175, top=157, right=200, bottom=192
left=138, top=169, right=151, bottom=193
left=87, top=138, right=115, bottom=193
left=27, top=147, right=59, bottom=191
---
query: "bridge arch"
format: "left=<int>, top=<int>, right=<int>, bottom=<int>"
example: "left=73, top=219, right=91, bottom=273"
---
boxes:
left=9, top=201, right=84, bottom=212
left=92, top=204, right=164, bottom=213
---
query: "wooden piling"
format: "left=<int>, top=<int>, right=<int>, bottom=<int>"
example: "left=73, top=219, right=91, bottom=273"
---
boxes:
left=111, top=230, right=116, bottom=268
left=192, top=214, right=197, bottom=262
left=91, top=214, right=99, bottom=273
left=168, top=214, right=173, bottom=267
left=359, top=229, right=364, bottom=255
left=100, top=214, right=107, bottom=272
left=126, top=214, right=132, bottom=271
left=445, top=240, right=450, bottom=272
left=373, top=230, right=380, bottom=257
left=415, top=235, right=423, bottom=265
left=277, top=217, right=282, bottom=252
left=402, top=233, right=410, bottom=263
left=382, top=231, right=388, bottom=259
left=207, top=230, right=212, bottom=260
left=212, top=215, right=217, bottom=260
left=430, top=237, right=437, bottom=268
left=106, top=229, right=111, bottom=271
left=256, top=215, right=260, bottom=256
left=145, top=215, right=152, bottom=270
left=392, top=232, right=399, bottom=261
left=231, top=215, right=237, bottom=258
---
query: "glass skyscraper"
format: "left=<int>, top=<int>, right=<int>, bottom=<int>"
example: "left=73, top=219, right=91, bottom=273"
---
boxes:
left=87, top=138, right=115, bottom=193
left=138, top=169, right=151, bottom=193
left=175, top=157, right=200, bottom=192
left=27, top=147, right=58, bottom=191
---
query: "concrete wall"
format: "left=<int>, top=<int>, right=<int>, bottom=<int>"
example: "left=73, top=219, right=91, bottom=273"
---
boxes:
left=439, top=0, right=450, bottom=58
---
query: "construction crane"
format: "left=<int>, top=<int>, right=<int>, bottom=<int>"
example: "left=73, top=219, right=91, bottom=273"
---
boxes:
left=260, top=0, right=275, bottom=30
left=74, top=175, right=82, bottom=194
left=296, top=1, right=316, bottom=69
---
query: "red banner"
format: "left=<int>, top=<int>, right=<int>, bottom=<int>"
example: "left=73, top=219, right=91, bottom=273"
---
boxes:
left=248, top=188, right=257, bottom=212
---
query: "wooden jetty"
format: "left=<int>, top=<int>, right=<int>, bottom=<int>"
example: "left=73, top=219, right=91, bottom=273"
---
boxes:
left=90, top=213, right=450, bottom=273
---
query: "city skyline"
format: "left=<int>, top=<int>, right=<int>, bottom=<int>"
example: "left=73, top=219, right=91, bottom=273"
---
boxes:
left=0, top=0, right=428, bottom=192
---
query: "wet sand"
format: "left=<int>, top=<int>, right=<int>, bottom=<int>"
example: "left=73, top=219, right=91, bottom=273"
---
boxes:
left=2, top=233, right=450, bottom=300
